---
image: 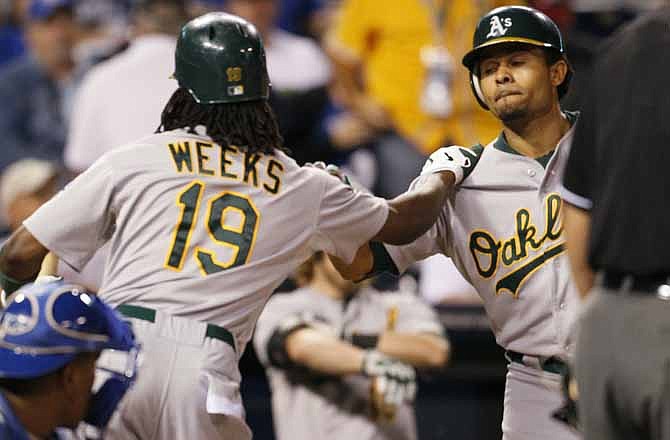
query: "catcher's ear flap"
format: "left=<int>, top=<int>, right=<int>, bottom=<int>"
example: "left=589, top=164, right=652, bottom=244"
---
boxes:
left=470, top=71, right=489, bottom=110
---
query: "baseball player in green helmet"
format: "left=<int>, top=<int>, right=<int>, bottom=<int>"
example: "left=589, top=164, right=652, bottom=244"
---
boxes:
left=335, top=5, right=582, bottom=440
left=462, top=5, right=572, bottom=111
left=173, top=13, right=270, bottom=105
left=0, top=12, right=467, bottom=440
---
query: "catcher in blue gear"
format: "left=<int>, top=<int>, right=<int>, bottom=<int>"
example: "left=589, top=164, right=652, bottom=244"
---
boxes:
left=0, top=279, right=139, bottom=439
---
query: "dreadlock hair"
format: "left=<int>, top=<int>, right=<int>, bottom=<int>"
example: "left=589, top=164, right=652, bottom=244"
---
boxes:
left=157, top=87, right=287, bottom=156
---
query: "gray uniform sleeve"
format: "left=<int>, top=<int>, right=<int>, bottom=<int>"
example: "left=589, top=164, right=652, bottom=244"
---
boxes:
left=253, top=292, right=337, bottom=367
left=311, top=170, right=389, bottom=264
left=23, top=155, right=116, bottom=271
left=389, top=292, right=445, bottom=336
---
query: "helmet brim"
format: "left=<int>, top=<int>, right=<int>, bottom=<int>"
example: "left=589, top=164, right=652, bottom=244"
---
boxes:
left=462, top=36, right=557, bottom=71
left=0, top=350, right=76, bottom=379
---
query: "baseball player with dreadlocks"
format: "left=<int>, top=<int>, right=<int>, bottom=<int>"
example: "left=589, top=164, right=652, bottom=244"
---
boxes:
left=0, top=12, right=469, bottom=440
left=336, top=6, right=582, bottom=440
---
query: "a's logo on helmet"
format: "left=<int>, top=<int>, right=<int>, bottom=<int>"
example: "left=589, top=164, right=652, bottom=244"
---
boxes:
left=486, top=16, right=513, bottom=39
left=226, top=67, right=243, bottom=82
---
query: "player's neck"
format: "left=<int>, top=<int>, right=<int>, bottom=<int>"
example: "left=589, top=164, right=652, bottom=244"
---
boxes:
left=502, top=104, right=570, bottom=158
left=3, top=391, right=60, bottom=438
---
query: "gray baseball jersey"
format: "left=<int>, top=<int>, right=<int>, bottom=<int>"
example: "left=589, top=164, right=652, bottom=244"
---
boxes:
left=23, top=128, right=389, bottom=355
left=385, top=112, right=580, bottom=360
left=253, top=287, right=443, bottom=440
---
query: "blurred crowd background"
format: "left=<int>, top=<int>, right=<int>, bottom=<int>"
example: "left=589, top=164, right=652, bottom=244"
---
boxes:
left=0, top=0, right=663, bottom=438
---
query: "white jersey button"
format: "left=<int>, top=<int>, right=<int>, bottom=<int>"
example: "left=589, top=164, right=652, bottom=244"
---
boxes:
left=559, top=302, right=566, bottom=310
left=527, top=169, right=536, bottom=177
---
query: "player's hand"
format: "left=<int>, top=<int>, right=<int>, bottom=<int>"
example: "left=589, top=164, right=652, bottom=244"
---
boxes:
left=420, top=145, right=482, bottom=185
left=304, top=162, right=352, bottom=186
left=362, top=350, right=417, bottom=405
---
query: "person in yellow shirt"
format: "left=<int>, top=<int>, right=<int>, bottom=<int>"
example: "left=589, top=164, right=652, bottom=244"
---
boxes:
left=325, top=0, right=522, bottom=197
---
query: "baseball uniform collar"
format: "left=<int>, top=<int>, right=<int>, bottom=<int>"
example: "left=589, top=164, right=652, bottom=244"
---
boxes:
left=493, top=110, right=579, bottom=166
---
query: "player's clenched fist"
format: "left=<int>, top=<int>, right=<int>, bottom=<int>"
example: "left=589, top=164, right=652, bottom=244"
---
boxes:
left=420, top=145, right=482, bottom=185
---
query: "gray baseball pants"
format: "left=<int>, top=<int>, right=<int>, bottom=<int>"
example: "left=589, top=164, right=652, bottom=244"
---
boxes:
left=104, top=312, right=252, bottom=439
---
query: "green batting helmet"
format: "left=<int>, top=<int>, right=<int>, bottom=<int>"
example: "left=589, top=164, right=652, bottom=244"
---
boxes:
left=174, top=12, right=270, bottom=104
left=462, top=6, right=571, bottom=110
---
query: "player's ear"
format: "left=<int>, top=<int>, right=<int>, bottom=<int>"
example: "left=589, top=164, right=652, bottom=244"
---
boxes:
left=549, top=58, right=568, bottom=89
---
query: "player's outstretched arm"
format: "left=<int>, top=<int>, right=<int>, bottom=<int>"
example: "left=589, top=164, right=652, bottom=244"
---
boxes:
left=329, top=145, right=481, bottom=278
left=373, top=172, right=455, bottom=246
left=0, top=226, right=49, bottom=294
left=372, top=145, right=481, bottom=246
left=332, top=145, right=481, bottom=278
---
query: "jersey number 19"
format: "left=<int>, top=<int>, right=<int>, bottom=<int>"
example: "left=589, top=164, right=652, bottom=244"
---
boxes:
left=164, top=180, right=260, bottom=275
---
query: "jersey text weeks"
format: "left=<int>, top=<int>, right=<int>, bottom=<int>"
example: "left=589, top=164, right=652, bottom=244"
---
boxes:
left=167, top=141, right=285, bottom=195
left=469, top=193, right=565, bottom=297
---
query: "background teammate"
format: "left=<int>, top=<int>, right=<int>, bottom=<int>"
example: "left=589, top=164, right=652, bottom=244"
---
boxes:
left=0, top=12, right=466, bottom=439
left=336, top=6, right=582, bottom=439
left=254, top=251, right=448, bottom=439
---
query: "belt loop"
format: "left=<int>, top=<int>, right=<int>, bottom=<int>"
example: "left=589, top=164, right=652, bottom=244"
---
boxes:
left=621, top=275, right=634, bottom=293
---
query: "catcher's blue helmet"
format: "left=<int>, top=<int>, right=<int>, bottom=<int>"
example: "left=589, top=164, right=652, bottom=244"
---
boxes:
left=0, top=279, right=139, bottom=430
left=0, top=279, right=136, bottom=379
